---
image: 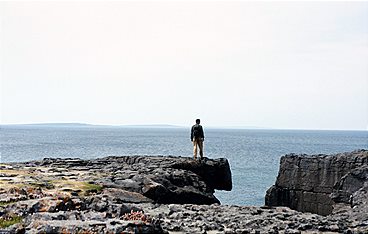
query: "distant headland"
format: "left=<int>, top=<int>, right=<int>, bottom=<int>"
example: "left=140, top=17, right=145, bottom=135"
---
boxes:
left=1, top=123, right=184, bottom=128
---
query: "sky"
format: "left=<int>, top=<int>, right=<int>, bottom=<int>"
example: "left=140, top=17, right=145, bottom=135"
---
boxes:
left=1, top=1, right=367, bottom=130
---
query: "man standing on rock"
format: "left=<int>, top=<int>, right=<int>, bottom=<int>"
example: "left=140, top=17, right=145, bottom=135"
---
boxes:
left=191, top=119, right=205, bottom=160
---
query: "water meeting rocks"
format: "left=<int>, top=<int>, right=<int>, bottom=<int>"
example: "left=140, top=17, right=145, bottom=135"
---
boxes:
left=1, top=152, right=368, bottom=233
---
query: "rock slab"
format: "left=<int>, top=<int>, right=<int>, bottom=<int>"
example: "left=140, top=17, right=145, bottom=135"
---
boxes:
left=265, top=149, right=368, bottom=216
left=0, top=156, right=232, bottom=233
left=12, top=156, right=232, bottom=205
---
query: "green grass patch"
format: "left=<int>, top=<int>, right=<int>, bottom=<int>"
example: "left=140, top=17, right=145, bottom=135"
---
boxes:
left=29, top=181, right=55, bottom=189
left=82, top=182, right=103, bottom=195
left=48, top=180, right=103, bottom=196
left=0, top=201, right=16, bottom=207
left=0, top=216, right=22, bottom=228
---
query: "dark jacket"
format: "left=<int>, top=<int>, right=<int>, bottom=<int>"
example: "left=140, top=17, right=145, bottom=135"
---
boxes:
left=191, top=124, right=204, bottom=141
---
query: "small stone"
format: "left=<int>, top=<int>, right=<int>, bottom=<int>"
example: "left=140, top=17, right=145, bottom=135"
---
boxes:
left=328, top=224, right=340, bottom=231
left=285, top=229, right=301, bottom=234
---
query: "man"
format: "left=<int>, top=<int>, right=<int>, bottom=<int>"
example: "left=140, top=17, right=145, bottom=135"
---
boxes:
left=191, top=119, right=205, bottom=160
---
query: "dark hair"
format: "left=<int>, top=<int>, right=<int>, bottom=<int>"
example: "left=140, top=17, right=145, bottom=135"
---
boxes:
left=196, top=119, right=200, bottom=124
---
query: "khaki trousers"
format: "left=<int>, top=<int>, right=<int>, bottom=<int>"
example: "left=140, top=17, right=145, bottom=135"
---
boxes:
left=193, top=138, right=204, bottom=159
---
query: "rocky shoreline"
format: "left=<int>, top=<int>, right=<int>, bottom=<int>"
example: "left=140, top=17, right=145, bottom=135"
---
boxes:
left=1, top=150, right=367, bottom=233
left=265, top=150, right=368, bottom=225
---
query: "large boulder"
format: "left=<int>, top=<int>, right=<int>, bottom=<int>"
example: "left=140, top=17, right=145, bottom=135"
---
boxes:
left=265, top=150, right=368, bottom=216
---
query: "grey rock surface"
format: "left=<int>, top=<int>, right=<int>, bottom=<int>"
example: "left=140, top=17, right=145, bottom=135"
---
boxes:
left=1, top=152, right=368, bottom=233
left=0, top=156, right=232, bottom=233
left=37, top=156, right=232, bottom=205
left=265, top=149, right=368, bottom=216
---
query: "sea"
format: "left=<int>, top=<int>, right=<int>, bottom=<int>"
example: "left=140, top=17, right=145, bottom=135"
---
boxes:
left=1, top=125, right=367, bottom=206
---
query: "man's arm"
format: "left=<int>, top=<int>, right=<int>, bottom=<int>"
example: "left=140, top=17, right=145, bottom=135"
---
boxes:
left=200, top=125, right=204, bottom=139
left=190, top=126, right=194, bottom=141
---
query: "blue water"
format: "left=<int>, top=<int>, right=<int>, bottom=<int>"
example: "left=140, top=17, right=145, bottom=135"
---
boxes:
left=1, top=125, right=367, bottom=206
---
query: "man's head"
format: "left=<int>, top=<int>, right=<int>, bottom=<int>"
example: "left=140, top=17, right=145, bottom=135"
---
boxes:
left=196, top=119, right=200, bottom=124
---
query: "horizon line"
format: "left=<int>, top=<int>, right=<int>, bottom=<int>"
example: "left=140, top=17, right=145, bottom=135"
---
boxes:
left=1, top=122, right=367, bottom=132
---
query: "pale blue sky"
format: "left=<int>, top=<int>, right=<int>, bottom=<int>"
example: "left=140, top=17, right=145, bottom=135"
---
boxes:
left=1, top=1, right=367, bottom=130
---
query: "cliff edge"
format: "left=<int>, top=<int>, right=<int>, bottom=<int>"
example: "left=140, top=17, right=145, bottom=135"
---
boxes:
left=1, top=156, right=232, bottom=206
left=265, top=149, right=368, bottom=218
left=2, top=153, right=368, bottom=233
left=0, top=156, right=232, bottom=233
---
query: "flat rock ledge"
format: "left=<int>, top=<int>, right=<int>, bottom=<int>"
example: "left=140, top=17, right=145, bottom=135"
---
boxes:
left=0, top=153, right=367, bottom=233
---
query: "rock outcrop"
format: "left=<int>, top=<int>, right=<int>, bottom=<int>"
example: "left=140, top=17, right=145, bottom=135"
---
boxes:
left=265, top=150, right=368, bottom=216
left=1, top=152, right=368, bottom=233
left=331, top=164, right=368, bottom=224
left=5, top=156, right=232, bottom=205
left=0, top=156, right=232, bottom=233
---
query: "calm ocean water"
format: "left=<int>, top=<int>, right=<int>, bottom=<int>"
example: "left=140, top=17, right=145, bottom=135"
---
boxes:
left=1, top=125, right=367, bottom=206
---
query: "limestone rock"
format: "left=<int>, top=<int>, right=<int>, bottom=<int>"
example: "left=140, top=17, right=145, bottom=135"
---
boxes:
left=2, top=152, right=367, bottom=233
left=265, top=149, right=368, bottom=217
